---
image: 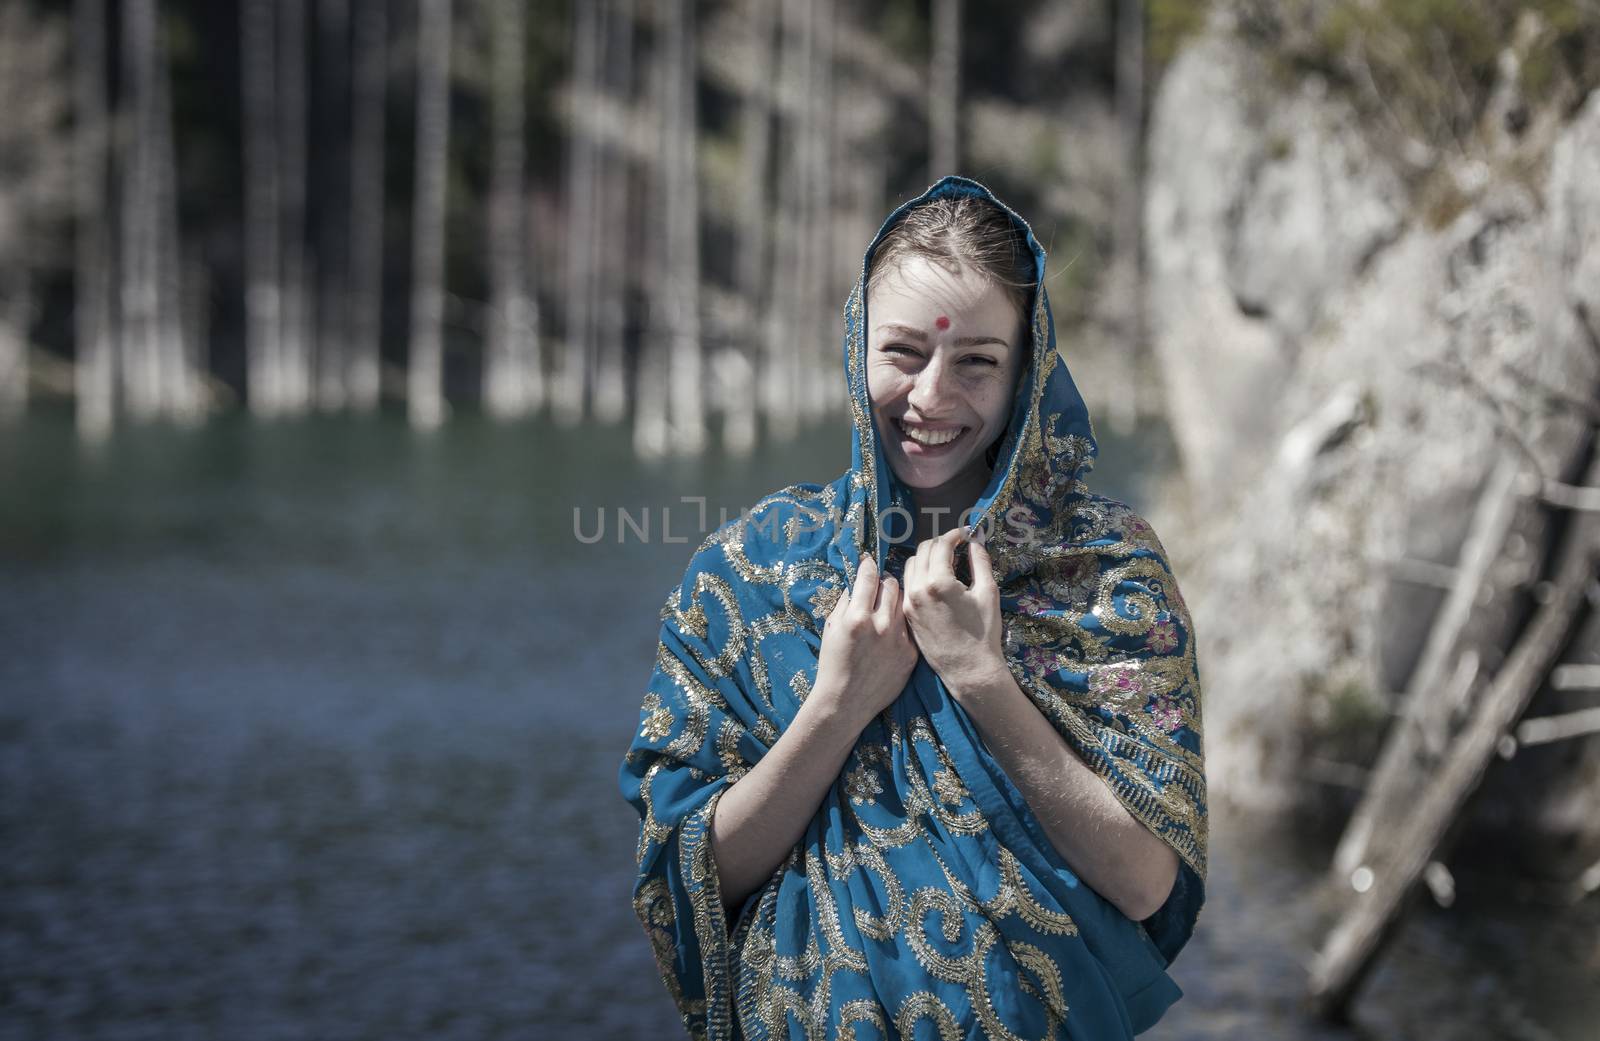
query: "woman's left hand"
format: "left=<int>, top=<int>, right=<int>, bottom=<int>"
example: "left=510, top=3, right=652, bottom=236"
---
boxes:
left=901, top=526, right=1008, bottom=703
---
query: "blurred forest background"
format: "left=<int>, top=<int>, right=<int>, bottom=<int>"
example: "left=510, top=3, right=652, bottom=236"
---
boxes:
left=4, top=0, right=1600, bottom=1039
left=0, top=0, right=1187, bottom=444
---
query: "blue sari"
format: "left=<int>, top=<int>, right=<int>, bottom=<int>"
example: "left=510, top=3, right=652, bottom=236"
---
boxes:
left=620, top=175, right=1206, bottom=1040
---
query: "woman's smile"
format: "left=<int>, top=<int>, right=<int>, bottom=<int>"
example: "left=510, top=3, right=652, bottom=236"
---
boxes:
left=892, top=416, right=969, bottom=454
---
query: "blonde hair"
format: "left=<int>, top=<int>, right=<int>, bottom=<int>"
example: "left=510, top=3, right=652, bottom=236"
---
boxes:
left=866, top=194, right=1036, bottom=328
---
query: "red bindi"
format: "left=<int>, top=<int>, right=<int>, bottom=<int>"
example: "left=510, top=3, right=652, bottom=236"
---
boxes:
left=934, top=315, right=950, bottom=330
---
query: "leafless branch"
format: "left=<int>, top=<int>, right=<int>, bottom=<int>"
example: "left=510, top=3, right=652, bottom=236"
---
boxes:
left=1413, top=356, right=1548, bottom=484
left=1541, top=480, right=1600, bottom=513
left=1577, top=301, right=1600, bottom=365
left=1500, top=362, right=1600, bottom=424
left=1427, top=27, right=1473, bottom=161
left=1348, top=28, right=1435, bottom=170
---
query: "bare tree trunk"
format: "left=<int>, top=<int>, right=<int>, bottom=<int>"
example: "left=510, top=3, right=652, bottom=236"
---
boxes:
left=74, top=0, right=115, bottom=438
left=591, top=0, right=633, bottom=425
left=280, top=0, right=313, bottom=414
left=120, top=0, right=161, bottom=419
left=632, top=30, right=669, bottom=458
left=804, top=0, right=834, bottom=422
left=838, top=41, right=889, bottom=355
left=316, top=0, right=352, bottom=410
left=348, top=0, right=387, bottom=413
left=242, top=0, right=283, bottom=415
left=662, top=0, right=703, bottom=454
left=483, top=0, right=540, bottom=419
left=761, top=0, right=808, bottom=442
left=583, top=0, right=612, bottom=425
left=116, top=0, right=186, bottom=422
left=790, top=0, right=814, bottom=430
left=1104, top=0, right=1144, bottom=434
left=408, top=0, right=452, bottom=430
left=182, top=251, right=210, bottom=413
left=724, top=0, right=778, bottom=455
left=558, top=0, right=602, bottom=425
left=149, top=11, right=192, bottom=422
left=929, top=0, right=959, bottom=179
left=0, top=267, right=27, bottom=422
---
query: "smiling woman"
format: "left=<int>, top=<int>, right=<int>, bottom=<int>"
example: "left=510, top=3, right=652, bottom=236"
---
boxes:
left=620, top=175, right=1207, bottom=1041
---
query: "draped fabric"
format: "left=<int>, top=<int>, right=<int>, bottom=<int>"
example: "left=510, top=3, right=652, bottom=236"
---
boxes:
left=620, top=175, right=1206, bottom=1040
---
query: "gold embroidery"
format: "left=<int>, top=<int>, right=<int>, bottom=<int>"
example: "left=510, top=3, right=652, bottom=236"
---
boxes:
left=894, top=991, right=963, bottom=1041
left=639, top=692, right=673, bottom=742
left=932, top=769, right=967, bottom=808
left=844, top=762, right=883, bottom=806
left=839, top=998, right=890, bottom=1041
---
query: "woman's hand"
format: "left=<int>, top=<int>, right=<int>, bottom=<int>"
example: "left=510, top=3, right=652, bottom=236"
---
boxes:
left=901, top=527, right=1008, bottom=703
left=812, top=553, right=919, bottom=729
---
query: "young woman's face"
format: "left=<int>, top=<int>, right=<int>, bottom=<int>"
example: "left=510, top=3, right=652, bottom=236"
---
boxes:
left=866, top=255, right=1025, bottom=496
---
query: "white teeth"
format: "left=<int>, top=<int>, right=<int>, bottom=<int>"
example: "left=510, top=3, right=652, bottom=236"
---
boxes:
left=899, top=420, right=963, bottom=446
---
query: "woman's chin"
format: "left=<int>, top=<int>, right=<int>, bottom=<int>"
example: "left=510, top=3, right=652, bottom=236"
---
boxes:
left=888, top=452, right=976, bottom=491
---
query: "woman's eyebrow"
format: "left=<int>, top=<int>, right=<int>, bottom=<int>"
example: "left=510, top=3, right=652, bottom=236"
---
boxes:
left=876, top=322, right=1010, bottom=349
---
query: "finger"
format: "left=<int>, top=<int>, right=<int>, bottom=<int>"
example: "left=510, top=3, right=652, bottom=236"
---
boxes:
left=874, top=576, right=899, bottom=628
left=826, top=578, right=850, bottom=624
left=968, top=537, right=996, bottom=597
left=855, top=552, right=881, bottom=612
left=926, top=526, right=961, bottom=579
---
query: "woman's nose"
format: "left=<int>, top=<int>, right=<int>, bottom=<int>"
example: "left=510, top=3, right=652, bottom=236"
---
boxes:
left=907, top=355, right=954, bottom=414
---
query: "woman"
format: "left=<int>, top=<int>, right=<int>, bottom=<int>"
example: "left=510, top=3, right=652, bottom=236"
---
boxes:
left=620, top=175, right=1206, bottom=1040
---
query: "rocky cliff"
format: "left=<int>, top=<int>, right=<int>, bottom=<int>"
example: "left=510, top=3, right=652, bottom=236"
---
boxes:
left=1143, top=11, right=1600, bottom=874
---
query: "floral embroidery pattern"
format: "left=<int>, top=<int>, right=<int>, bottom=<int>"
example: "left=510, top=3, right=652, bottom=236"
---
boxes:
left=1041, top=555, right=1098, bottom=605
left=1022, top=644, right=1062, bottom=676
left=639, top=693, right=674, bottom=742
left=1152, top=695, right=1184, bottom=733
left=932, top=769, right=968, bottom=808
left=845, top=762, right=883, bottom=806
left=1013, top=591, right=1054, bottom=614
left=1088, top=662, right=1147, bottom=707
left=810, top=581, right=843, bottom=623
left=1147, top=617, right=1180, bottom=654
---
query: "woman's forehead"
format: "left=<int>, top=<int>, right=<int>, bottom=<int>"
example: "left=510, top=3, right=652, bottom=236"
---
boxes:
left=867, top=257, right=1020, bottom=324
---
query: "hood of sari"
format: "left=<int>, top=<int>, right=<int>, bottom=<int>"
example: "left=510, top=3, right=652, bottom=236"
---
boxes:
left=621, top=175, right=1206, bottom=1041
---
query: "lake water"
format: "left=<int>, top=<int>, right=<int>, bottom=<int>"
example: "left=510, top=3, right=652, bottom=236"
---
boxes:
left=1, top=406, right=1593, bottom=1040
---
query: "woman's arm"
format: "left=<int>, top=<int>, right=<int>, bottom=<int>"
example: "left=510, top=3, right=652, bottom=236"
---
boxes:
left=707, top=683, right=866, bottom=913
left=948, top=662, right=1180, bottom=922
left=709, top=553, right=919, bottom=916
left=901, top=527, right=1179, bottom=922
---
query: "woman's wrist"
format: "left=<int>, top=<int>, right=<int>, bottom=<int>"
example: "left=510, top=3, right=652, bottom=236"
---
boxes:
left=710, top=680, right=866, bottom=911
left=800, top=675, right=878, bottom=745
left=939, top=653, right=1016, bottom=713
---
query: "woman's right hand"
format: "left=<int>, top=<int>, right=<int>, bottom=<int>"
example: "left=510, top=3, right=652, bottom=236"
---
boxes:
left=812, top=553, right=920, bottom=728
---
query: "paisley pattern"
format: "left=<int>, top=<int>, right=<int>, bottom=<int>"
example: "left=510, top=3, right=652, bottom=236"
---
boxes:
left=620, top=175, right=1206, bottom=1040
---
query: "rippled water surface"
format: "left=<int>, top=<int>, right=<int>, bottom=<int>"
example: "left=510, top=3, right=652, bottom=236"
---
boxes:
left=1, top=408, right=1593, bottom=1040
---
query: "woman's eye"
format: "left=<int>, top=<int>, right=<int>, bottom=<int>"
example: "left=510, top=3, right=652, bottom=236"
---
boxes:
left=884, top=344, right=918, bottom=357
left=963, top=356, right=998, bottom=367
